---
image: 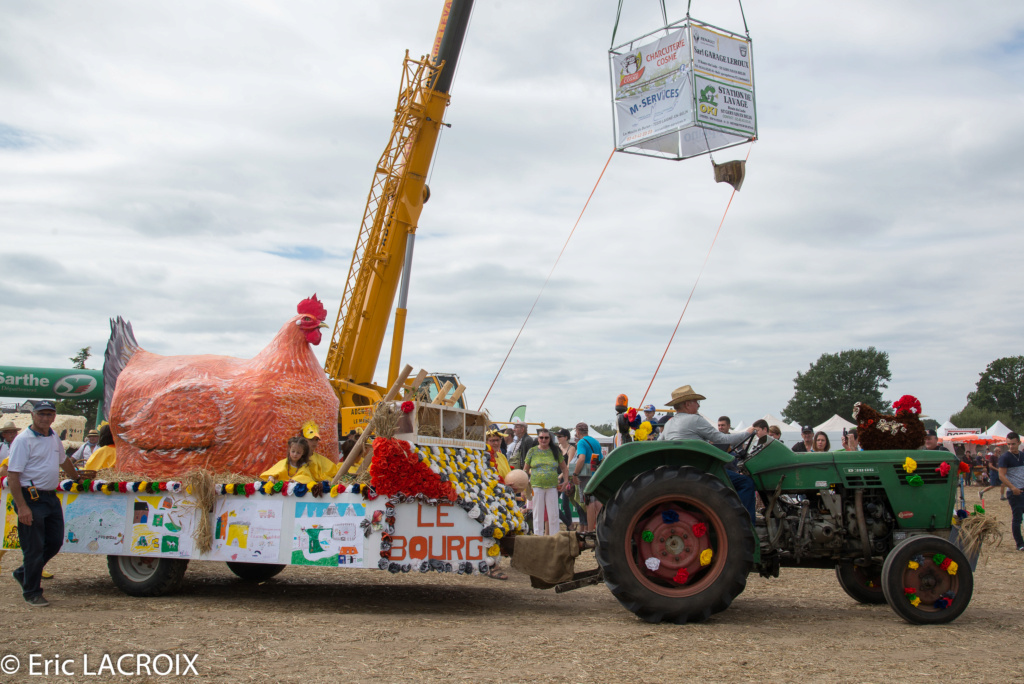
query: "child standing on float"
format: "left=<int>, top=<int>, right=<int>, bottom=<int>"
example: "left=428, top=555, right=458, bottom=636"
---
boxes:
left=261, top=437, right=316, bottom=484
left=524, top=428, right=569, bottom=535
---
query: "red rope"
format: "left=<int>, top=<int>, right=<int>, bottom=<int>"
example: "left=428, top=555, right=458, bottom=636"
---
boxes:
left=478, top=149, right=617, bottom=411
left=637, top=145, right=753, bottom=409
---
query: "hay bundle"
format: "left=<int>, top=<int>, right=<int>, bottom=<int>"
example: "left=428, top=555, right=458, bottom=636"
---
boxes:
left=957, top=511, right=1003, bottom=561
left=181, top=469, right=217, bottom=555
left=369, top=401, right=403, bottom=440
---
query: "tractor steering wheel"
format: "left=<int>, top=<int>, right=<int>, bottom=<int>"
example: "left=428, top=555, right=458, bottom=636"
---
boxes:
left=732, top=432, right=758, bottom=464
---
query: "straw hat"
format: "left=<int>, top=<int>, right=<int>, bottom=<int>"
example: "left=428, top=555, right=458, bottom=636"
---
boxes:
left=665, top=385, right=706, bottom=407
left=0, top=421, right=19, bottom=433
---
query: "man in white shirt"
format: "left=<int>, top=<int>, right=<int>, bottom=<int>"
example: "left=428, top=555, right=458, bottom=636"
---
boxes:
left=7, top=401, right=82, bottom=607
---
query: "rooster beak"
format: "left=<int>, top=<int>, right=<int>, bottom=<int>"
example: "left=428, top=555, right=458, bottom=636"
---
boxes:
left=319, top=322, right=328, bottom=330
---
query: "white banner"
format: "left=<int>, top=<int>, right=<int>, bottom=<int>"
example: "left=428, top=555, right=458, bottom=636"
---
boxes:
left=694, top=75, right=756, bottom=136
left=612, top=28, right=689, bottom=100
left=615, top=71, right=694, bottom=147
left=691, top=25, right=752, bottom=86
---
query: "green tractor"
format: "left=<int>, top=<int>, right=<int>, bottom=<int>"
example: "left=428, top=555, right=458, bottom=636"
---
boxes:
left=583, top=438, right=972, bottom=625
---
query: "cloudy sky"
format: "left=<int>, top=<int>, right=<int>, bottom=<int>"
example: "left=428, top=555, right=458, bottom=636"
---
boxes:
left=2, top=1, right=1022, bottom=431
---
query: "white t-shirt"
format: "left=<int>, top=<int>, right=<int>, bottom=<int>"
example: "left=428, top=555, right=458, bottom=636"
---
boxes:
left=7, top=426, right=67, bottom=490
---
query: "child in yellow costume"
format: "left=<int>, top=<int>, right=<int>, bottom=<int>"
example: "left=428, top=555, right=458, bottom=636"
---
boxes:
left=261, top=437, right=316, bottom=485
left=301, top=420, right=343, bottom=481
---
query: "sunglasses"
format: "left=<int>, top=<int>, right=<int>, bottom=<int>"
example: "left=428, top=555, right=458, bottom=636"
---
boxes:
left=538, top=436, right=550, bottom=440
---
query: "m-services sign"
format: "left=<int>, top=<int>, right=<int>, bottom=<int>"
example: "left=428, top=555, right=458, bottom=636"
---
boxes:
left=0, top=366, right=104, bottom=401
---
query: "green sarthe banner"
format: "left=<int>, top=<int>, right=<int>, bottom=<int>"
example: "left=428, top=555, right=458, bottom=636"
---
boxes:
left=0, top=366, right=104, bottom=401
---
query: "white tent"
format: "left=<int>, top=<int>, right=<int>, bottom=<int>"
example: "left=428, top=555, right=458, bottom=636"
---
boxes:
left=814, top=415, right=856, bottom=432
left=733, top=421, right=747, bottom=432
left=761, top=413, right=800, bottom=431
left=936, top=420, right=958, bottom=437
left=987, top=420, right=1013, bottom=438
left=588, top=426, right=614, bottom=447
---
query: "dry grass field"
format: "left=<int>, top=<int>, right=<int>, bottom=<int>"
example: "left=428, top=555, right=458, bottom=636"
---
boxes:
left=1, top=492, right=1022, bottom=683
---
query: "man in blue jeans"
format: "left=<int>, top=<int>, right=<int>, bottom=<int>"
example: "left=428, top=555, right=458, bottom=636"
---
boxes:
left=658, top=385, right=757, bottom=521
left=997, top=432, right=1024, bottom=552
left=6, top=401, right=82, bottom=607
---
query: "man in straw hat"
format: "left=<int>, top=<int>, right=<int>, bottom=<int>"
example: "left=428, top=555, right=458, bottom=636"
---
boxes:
left=0, top=420, right=19, bottom=463
left=659, top=385, right=757, bottom=521
left=71, top=429, right=100, bottom=465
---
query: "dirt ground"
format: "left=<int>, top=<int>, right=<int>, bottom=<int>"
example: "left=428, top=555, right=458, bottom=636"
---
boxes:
left=1, top=491, right=1022, bottom=684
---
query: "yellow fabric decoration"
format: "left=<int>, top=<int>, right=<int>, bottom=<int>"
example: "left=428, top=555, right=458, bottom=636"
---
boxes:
left=260, top=459, right=317, bottom=485
left=225, top=483, right=235, bottom=495
left=302, top=420, right=321, bottom=439
left=487, top=544, right=500, bottom=557
left=908, top=560, right=919, bottom=570
left=909, top=596, right=921, bottom=607
left=903, top=457, right=917, bottom=473
left=84, top=445, right=116, bottom=471
left=634, top=421, right=652, bottom=441
left=308, top=453, right=340, bottom=481
left=330, top=484, right=340, bottom=498
left=492, top=528, right=504, bottom=540
left=700, top=548, right=713, bottom=566
left=946, top=561, right=958, bottom=576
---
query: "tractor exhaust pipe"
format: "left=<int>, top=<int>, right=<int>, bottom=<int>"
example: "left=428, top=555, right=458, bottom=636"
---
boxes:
left=855, top=489, right=872, bottom=563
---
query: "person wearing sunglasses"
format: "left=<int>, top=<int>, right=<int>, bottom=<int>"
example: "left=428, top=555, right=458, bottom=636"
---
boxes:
left=524, top=428, right=569, bottom=536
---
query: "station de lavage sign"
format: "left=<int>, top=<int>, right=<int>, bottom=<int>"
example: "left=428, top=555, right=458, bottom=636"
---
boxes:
left=0, top=366, right=104, bottom=401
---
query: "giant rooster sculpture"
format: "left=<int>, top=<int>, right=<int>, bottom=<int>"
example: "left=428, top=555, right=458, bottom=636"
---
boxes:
left=104, top=295, right=339, bottom=477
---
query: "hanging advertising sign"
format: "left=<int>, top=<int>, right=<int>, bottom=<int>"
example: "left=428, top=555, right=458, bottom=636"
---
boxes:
left=614, top=71, right=694, bottom=147
left=690, top=25, right=753, bottom=86
left=693, top=75, right=756, bottom=136
left=612, top=28, right=688, bottom=99
left=0, top=366, right=104, bottom=401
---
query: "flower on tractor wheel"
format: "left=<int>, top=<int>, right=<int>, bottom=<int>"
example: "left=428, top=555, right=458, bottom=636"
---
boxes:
left=691, top=522, right=707, bottom=538
left=700, top=549, right=713, bottom=566
left=673, top=568, right=689, bottom=584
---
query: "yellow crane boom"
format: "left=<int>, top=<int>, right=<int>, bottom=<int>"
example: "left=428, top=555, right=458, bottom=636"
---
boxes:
left=325, top=1, right=474, bottom=432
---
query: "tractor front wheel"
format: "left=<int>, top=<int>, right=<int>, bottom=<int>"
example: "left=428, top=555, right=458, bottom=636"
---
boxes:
left=881, top=535, right=973, bottom=624
left=596, top=465, right=754, bottom=624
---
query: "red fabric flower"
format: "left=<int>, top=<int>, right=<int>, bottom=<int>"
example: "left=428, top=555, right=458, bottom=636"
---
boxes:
left=936, top=462, right=950, bottom=476
left=401, top=400, right=415, bottom=414
left=118, top=482, right=128, bottom=493
left=626, top=408, right=638, bottom=423
left=691, top=522, right=707, bottom=538
left=958, top=461, right=970, bottom=474
left=244, top=483, right=256, bottom=497
left=904, top=586, right=917, bottom=595
left=369, top=438, right=456, bottom=500
left=939, top=557, right=952, bottom=570
left=673, top=568, right=689, bottom=584
left=158, top=482, right=167, bottom=491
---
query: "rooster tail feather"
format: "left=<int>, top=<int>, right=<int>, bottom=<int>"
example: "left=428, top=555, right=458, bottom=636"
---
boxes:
left=103, top=316, right=140, bottom=419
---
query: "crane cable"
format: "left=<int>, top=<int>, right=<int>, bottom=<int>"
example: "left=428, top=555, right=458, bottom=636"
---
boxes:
left=636, top=143, right=754, bottom=410
left=477, top=148, right=617, bottom=411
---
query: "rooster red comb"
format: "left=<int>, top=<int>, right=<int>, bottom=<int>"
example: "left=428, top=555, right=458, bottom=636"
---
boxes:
left=892, top=395, right=922, bottom=416
left=297, top=294, right=328, bottom=322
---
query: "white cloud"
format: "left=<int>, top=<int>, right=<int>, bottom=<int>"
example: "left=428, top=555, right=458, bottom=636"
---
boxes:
left=1, top=1, right=1023, bottom=431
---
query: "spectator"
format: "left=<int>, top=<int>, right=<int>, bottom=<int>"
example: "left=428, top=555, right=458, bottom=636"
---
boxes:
left=980, top=449, right=1005, bottom=501
left=554, top=428, right=579, bottom=530
left=768, top=425, right=783, bottom=443
left=812, top=431, right=831, bottom=452
left=6, top=401, right=82, bottom=607
left=996, top=432, right=1024, bottom=551
left=523, top=428, right=568, bottom=536
left=923, top=429, right=946, bottom=452
left=0, top=420, right=20, bottom=464
left=83, top=425, right=117, bottom=471
left=262, top=436, right=315, bottom=484
left=658, top=385, right=756, bottom=520
left=506, top=420, right=536, bottom=470
left=718, top=416, right=732, bottom=434
left=486, top=430, right=511, bottom=481
left=792, top=426, right=814, bottom=453
left=837, top=428, right=860, bottom=452
left=573, top=423, right=603, bottom=533
left=641, top=404, right=660, bottom=438
left=748, top=419, right=775, bottom=457
left=71, top=430, right=100, bottom=465
left=300, top=420, right=341, bottom=481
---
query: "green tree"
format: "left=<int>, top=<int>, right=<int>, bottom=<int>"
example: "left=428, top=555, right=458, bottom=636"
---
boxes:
left=948, top=404, right=1019, bottom=433
left=781, top=347, right=891, bottom=428
left=590, top=423, right=614, bottom=437
left=966, top=356, right=1024, bottom=425
left=55, top=346, right=100, bottom=428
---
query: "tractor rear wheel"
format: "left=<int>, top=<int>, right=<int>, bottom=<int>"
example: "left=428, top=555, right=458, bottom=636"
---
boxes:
left=835, top=560, right=886, bottom=604
left=226, top=562, right=286, bottom=582
left=881, top=535, right=973, bottom=624
left=596, top=465, right=754, bottom=624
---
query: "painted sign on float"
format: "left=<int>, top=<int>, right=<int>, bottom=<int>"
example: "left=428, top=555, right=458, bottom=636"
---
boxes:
left=0, top=366, right=104, bottom=400
left=388, top=502, right=488, bottom=563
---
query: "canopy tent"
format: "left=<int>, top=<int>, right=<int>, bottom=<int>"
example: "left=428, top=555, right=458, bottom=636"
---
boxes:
left=733, top=421, right=747, bottom=432
left=936, top=420, right=958, bottom=437
left=813, top=415, right=856, bottom=432
left=761, top=413, right=801, bottom=432
left=588, top=427, right=614, bottom=447
left=942, top=433, right=1005, bottom=446
left=987, top=420, right=1013, bottom=438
